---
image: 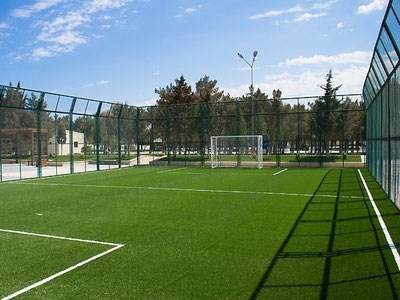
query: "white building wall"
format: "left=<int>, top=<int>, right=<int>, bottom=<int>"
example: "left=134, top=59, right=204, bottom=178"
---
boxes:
left=48, top=130, right=85, bottom=155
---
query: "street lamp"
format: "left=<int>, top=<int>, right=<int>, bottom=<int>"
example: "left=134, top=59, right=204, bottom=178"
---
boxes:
left=238, top=50, right=258, bottom=135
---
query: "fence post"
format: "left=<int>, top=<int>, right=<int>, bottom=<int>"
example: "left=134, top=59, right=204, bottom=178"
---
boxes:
left=166, top=106, right=171, bottom=166
left=69, top=97, right=76, bottom=174
left=117, top=105, right=123, bottom=168
left=95, top=102, right=102, bottom=171
left=135, top=108, right=140, bottom=166
left=317, top=104, right=323, bottom=168
left=0, top=100, right=2, bottom=182
left=199, top=103, right=205, bottom=166
left=275, top=98, right=281, bottom=168
left=236, top=101, right=241, bottom=167
left=297, top=98, right=300, bottom=167
left=36, top=93, right=45, bottom=178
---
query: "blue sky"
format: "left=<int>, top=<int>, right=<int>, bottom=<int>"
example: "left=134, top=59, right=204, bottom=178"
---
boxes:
left=0, top=0, right=389, bottom=106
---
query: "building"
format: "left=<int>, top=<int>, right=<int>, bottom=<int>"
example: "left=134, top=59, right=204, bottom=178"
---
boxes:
left=48, top=130, right=85, bottom=156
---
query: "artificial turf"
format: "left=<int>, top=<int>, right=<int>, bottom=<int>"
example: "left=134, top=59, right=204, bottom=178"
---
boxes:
left=0, top=167, right=398, bottom=299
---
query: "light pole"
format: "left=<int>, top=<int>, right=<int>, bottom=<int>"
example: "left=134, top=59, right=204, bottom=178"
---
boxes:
left=238, top=51, right=258, bottom=135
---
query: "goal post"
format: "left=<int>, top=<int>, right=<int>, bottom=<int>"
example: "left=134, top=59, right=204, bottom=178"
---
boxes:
left=210, top=135, right=263, bottom=169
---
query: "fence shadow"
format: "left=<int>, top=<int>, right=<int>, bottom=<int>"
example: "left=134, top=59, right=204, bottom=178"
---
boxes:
left=250, top=169, right=400, bottom=299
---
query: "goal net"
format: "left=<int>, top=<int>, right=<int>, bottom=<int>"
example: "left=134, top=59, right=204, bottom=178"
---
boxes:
left=210, top=135, right=263, bottom=168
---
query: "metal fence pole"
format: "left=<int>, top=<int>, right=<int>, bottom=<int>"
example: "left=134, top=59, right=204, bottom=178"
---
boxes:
left=236, top=101, right=241, bottom=167
left=167, top=106, right=171, bottom=166
left=95, top=102, right=102, bottom=171
left=117, top=105, right=123, bottom=168
left=199, top=103, right=205, bottom=166
left=36, top=92, right=45, bottom=178
left=0, top=105, right=2, bottom=182
left=275, top=98, right=281, bottom=168
left=69, top=97, right=76, bottom=174
left=136, top=108, right=140, bottom=166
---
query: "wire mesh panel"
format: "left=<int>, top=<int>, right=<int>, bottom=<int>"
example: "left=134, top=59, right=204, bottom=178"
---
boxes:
left=363, top=0, right=400, bottom=207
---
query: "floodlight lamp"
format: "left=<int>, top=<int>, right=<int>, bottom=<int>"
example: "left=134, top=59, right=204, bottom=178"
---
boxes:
left=238, top=52, right=244, bottom=59
left=253, top=51, right=258, bottom=59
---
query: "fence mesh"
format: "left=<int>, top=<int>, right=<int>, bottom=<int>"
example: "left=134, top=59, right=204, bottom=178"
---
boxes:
left=0, top=85, right=365, bottom=183
left=363, top=0, right=400, bottom=208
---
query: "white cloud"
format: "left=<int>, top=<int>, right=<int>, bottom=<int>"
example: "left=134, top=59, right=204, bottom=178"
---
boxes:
left=83, top=79, right=110, bottom=88
left=337, top=22, right=344, bottom=29
left=282, top=51, right=372, bottom=66
left=250, top=1, right=337, bottom=21
left=185, top=7, right=197, bottom=13
left=12, top=0, right=64, bottom=18
left=0, top=23, right=9, bottom=29
left=294, top=12, right=327, bottom=22
left=97, top=79, right=109, bottom=85
left=311, top=0, right=339, bottom=10
left=32, top=47, right=55, bottom=60
left=176, top=4, right=203, bottom=17
left=250, top=5, right=303, bottom=20
left=86, top=0, right=133, bottom=14
left=357, top=0, right=389, bottom=14
left=287, top=5, right=304, bottom=13
left=138, top=98, right=158, bottom=107
left=225, top=66, right=367, bottom=98
left=251, top=10, right=284, bottom=20
left=18, top=0, right=133, bottom=60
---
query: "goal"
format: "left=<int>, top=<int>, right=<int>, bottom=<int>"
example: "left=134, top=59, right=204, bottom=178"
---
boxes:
left=210, top=135, right=263, bottom=168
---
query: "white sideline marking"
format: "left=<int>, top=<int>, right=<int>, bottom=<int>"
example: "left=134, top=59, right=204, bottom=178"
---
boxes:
left=11, top=181, right=364, bottom=200
left=157, top=167, right=187, bottom=174
left=0, top=229, right=124, bottom=300
left=357, top=169, right=400, bottom=271
left=273, top=168, right=288, bottom=176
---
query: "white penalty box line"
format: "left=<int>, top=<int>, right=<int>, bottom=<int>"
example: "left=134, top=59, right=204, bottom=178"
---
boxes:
left=0, top=228, right=124, bottom=300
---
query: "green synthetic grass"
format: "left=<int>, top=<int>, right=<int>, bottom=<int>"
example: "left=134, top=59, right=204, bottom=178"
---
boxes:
left=0, top=167, right=399, bottom=299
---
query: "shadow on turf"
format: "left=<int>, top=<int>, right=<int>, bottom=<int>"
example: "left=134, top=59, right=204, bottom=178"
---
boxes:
left=250, top=169, right=400, bottom=299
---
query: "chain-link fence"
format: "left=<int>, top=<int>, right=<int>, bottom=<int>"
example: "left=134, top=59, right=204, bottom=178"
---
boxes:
left=0, top=84, right=365, bottom=182
left=0, top=86, right=137, bottom=181
left=362, top=0, right=399, bottom=208
left=136, top=95, right=365, bottom=168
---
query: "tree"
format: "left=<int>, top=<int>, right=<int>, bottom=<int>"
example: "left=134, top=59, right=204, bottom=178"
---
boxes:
left=155, top=75, right=194, bottom=105
left=309, top=70, right=342, bottom=154
left=154, top=75, right=195, bottom=155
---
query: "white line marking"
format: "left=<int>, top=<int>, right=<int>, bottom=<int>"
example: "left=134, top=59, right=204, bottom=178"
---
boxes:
left=357, top=169, right=400, bottom=271
left=0, top=229, right=124, bottom=299
left=156, top=167, right=187, bottom=174
left=11, top=182, right=363, bottom=200
left=0, top=228, right=122, bottom=247
left=273, top=168, right=288, bottom=176
left=170, top=172, right=273, bottom=176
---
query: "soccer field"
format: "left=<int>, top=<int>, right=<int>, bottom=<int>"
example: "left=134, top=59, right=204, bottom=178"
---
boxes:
left=0, top=167, right=399, bottom=299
